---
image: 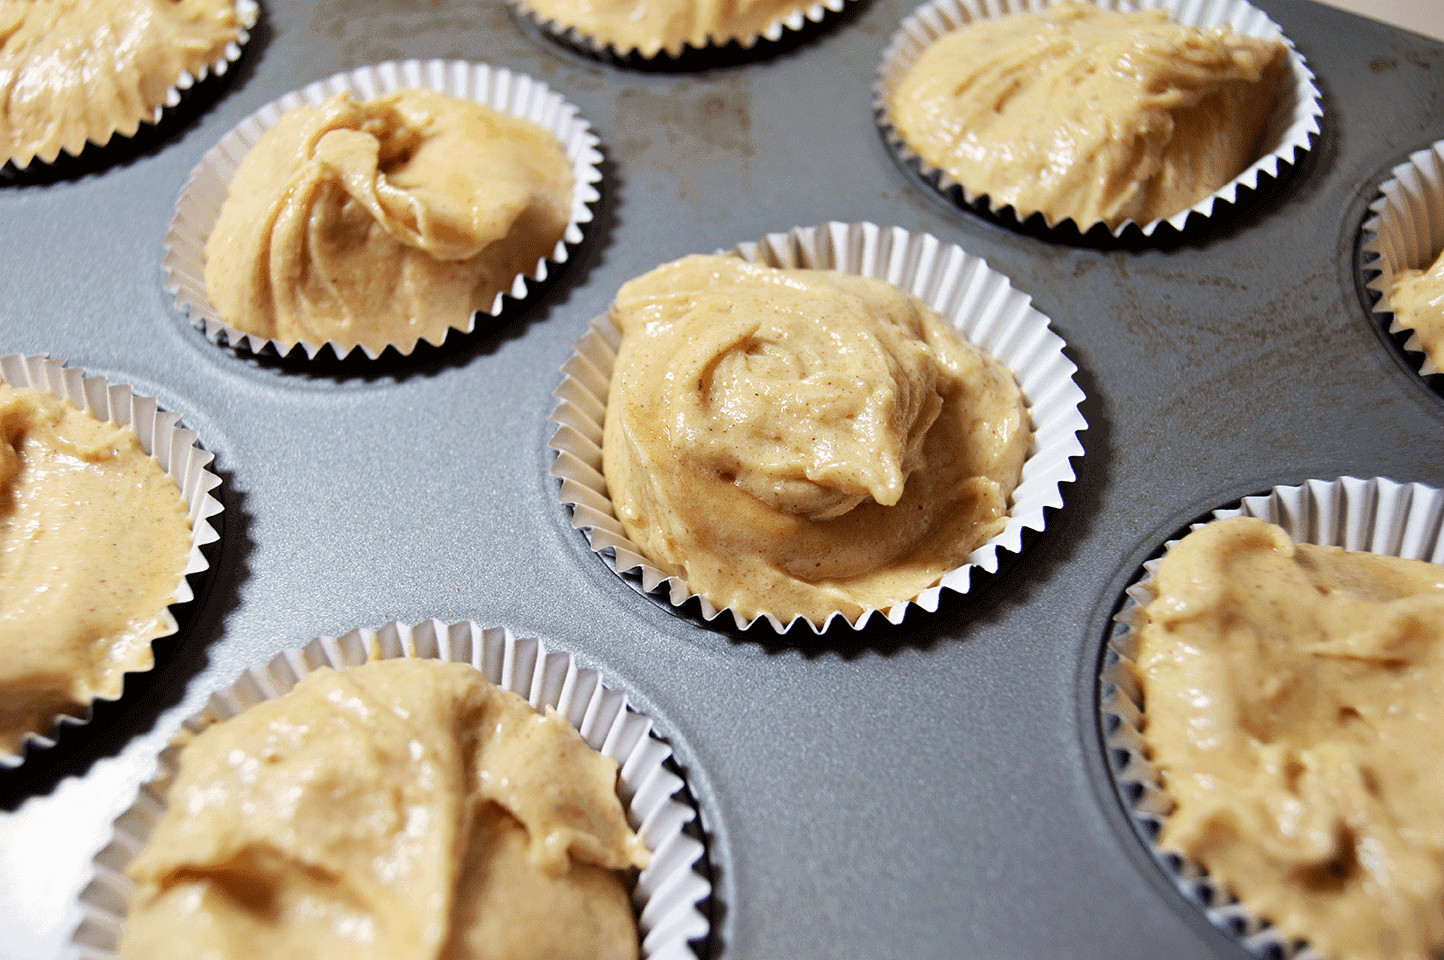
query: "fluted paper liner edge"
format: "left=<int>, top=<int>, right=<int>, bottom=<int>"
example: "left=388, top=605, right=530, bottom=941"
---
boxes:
left=506, top=0, right=851, bottom=63
left=163, top=58, right=604, bottom=360
left=71, top=620, right=712, bottom=960
left=1361, top=138, right=1444, bottom=377
left=548, top=221, right=1088, bottom=634
left=0, top=354, right=223, bottom=769
left=1100, top=476, right=1444, bottom=959
left=873, top=0, right=1323, bottom=238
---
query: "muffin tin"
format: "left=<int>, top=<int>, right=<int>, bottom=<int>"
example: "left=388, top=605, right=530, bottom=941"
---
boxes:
left=2, top=0, right=1442, bottom=958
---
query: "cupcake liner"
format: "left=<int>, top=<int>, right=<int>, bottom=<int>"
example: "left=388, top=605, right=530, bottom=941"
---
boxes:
left=0, top=355, right=223, bottom=769
left=162, top=59, right=604, bottom=360
left=1360, top=139, right=1444, bottom=379
left=549, top=221, right=1088, bottom=634
left=874, top=0, right=1323, bottom=238
left=7, top=0, right=259, bottom=171
left=70, top=620, right=712, bottom=960
left=1099, top=476, right=1444, bottom=959
left=506, top=0, right=851, bottom=64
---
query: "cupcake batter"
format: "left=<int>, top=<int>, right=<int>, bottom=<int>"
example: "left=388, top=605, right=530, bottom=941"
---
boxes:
left=0, top=383, right=191, bottom=755
left=1134, top=517, right=1444, bottom=960
left=0, top=0, right=246, bottom=168
left=118, top=658, right=649, bottom=960
left=602, top=254, right=1031, bottom=626
left=1388, top=248, right=1444, bottom=371
left=205, top=89, right=574, bottom=355
left=889, top=1, right=1287, bottom=229
left=521, top=0, right=812, bottom=56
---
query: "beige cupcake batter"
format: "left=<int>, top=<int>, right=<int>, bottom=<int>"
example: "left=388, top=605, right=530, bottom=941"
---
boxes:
left=521, top=0, right=812, bottom=57
left=118, top=658, right=649, bottom=960
left=0, top=0, right=245, bottom=168
left=602, top=254, right=1031, bottom=626
left=1389, top=248, right=1444, bottom=371
left=889, top=2, right=1287, bottom=229
left=1134, top=516, right=1444, bottom=960
left=204, top=89, right=574, bottom=355
left=0, top=384, right=191, bottom=755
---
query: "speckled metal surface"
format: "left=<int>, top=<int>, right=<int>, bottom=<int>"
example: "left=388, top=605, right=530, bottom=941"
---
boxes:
left=0, top=1, right=1441, bottom=958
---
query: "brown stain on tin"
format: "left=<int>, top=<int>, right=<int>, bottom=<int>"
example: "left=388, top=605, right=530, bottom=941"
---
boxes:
left=611, top=78, right=756, bottom=172
left=310, top=0, right=496, bottom=53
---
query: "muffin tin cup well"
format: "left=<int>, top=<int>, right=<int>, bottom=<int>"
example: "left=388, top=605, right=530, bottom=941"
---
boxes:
left=0, top=355, right=224, bottom=769
left=6, top=0, right=258, bottom=171
left=873, top=0, right=1323, bottom=239
left=162, top=59, right=605, bottom=361
left=1360, top=138, right=1444, bottom=381
left=505, top=0, right=853, bottom=66
left=70, top=619, right=712, bottom=960
left=1099, top=476, right=1444, bottom=959
left=549, top=220, right=1088, bottom=634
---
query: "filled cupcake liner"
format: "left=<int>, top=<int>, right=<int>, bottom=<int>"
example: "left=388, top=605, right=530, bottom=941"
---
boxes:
left=0, top=355, right=223, bottom=769
left=506, top=0, right=851, bottom=64
left=549, top=220, right=1088, bottom=634
left=1099, top=476, right=1444, bottom=959
left=162, top=59, right=605, bottom=360
left=8, top=0, right=259, bottom=171
left=1360, top=139, right=1444, bottom=378
left=874, top=0, right=1323, bottom=238
left=71, top=620, right=712, bottom=960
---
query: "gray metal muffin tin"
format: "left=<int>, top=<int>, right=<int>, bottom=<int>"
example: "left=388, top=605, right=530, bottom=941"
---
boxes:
left=1, top=1, right=1441, bottom=957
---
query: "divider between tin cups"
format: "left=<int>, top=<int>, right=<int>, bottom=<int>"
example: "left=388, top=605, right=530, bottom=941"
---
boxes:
left=163, top=58, right=604, bottom=360
left=874, top=0, right=1322, bottom=238
left=1100, top=476, right=1444, bottom=958
left=0, top=355, right=223, bottom=768
left=72, top=620, right=712, bottom=959
left=548, top=221, right=1087, bottom=634
left=1361, top=138, right=1444, bottom=381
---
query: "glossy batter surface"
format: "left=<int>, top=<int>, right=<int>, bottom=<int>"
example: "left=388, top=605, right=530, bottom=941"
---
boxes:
left=890, top=2, right=1286, bottom=228
left=602, top=254, right=1031, bottom=626
left=0, top=0, right=245, bottom=167
left=205, top=89, right=574, bottom=355
left=1135, top=517, right=1444, bottom=960
left=0, top=384, right=191, bottom=755
left=119, top=659, right=649, bottom=960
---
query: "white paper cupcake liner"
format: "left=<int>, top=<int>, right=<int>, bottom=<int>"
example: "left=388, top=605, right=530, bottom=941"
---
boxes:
left=874, top=0, right=1323, bottom=238
left=8, top=0, right=258, bottom=171
left=71, top=620, right=712, bottom=960
left=506, top=0, right=851, bottom=63
left=1100, top=476, right=1444, bottom=959
left=1360, top=139, right=1444, bottom=378
left=0, top=355, right=224, bottom=769
left=163, top=59, right=605, bottom=360
left=549, top=221, right=1088, bottom=634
